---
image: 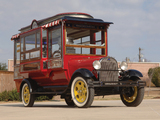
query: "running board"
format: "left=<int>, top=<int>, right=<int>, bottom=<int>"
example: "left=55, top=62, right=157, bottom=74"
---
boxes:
left=30, top=91, right=64, bottom=95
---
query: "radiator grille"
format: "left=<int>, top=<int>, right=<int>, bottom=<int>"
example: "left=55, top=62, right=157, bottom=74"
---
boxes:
left=99, top=56, right=118, bottom=82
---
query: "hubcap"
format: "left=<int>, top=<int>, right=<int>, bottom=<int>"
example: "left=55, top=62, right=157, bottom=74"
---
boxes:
left=23, top=85, right=30, bottom=104
left=74, top=80, right=87, bottom=103
left=123, top=86, right=137, bottom=103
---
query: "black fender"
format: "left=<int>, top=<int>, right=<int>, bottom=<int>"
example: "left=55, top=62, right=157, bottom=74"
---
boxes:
left=69, top=68, right=96, bottom=86
left=19, top=78, right=38, bottom=99
left=124, top=69, right=143, bottom=78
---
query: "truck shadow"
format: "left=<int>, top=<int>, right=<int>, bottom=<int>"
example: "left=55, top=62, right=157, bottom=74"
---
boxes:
left=0, top=103, right=124, bottom=108
left=0, top=100, right=124, bottom=108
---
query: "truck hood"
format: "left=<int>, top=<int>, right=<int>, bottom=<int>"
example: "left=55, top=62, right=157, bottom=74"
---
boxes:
left=68, top=57, right=102, bottom=77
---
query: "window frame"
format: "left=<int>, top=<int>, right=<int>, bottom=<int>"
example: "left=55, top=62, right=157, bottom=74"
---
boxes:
left=65, top=23, right=106, bottom=56
left=14, top=39, right=20, bottom=65
left=48, top=26, right=62, bottom=59
left=20, top=28, right=41, bottom=63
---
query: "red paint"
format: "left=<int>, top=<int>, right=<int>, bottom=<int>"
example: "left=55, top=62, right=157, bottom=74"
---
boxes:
left=67, top=56, right=102, bottom=79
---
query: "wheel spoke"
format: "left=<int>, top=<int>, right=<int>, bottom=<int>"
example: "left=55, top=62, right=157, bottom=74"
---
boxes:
left=74, top=80, right=87, bottom=103
left=23, top=85, right=30, bottom=104
left=123, top=86, right=137, bottom=103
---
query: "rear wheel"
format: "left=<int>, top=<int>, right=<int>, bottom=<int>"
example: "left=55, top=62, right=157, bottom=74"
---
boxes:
left=120, top=80, right=144, bottom=107
left=71, top=76, right=94, bottom=108
left=21, top=83, right=35, bottom=107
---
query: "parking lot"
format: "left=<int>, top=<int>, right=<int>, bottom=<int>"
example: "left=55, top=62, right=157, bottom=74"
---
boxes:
left=0, top=99, right=160, bottom=120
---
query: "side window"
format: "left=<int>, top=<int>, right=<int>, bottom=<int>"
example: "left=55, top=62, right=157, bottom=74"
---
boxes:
left=25, top=34, right=36, bottom=51
left=37, top=32, right=40, bottom=48
left=42, top=30, right=47, bottom=58
left=21, top=38, right=24, bottom=52
left=48, top=28, right=61, bottom=58
left=20, top=30, right=41, bottom=62
left=66, top=26, right=106, bottom=56
left=14, top=39, right=20, bottom=65
left=21, top=38, right=24, bottom=60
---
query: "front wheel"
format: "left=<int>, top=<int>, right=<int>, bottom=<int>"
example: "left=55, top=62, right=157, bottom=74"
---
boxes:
left=120, top=80, right=144, bottom=107
left=71, top=76, right=94, bottom=108
left=21, top=83, right=35, bottom=107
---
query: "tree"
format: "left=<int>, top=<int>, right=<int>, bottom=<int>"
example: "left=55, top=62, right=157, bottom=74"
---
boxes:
left=0, top=63, right=8, bottom=71
left=148, top=67, right=160, bottom=87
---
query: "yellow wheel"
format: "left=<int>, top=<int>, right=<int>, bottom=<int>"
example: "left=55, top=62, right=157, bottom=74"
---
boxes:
left=22, top=83, right=35, bottom=107
left=120, top=79, right=144, bottom=107
left=71, top=77, right=94, bottom=108
left=74, top=79, right=87, bottom=103
left=122, top=86, right=137, bottom=103
left=23, top=85, right=30, bottom=104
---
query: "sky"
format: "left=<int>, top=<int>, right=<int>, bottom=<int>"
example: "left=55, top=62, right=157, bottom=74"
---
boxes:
left=0, top=0, right=160, bottom=64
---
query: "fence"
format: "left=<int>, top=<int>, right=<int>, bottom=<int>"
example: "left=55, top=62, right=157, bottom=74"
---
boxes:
left=0, top=71, right=16, bottom=93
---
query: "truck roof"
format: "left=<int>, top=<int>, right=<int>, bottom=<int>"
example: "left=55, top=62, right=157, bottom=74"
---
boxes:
left=19, top=12, right=94, bottom=32
left=11, top=12, right=113, bottom=40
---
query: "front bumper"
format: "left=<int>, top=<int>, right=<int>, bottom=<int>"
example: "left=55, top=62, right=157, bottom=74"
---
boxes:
left=88, top=80, right=146, bottom=88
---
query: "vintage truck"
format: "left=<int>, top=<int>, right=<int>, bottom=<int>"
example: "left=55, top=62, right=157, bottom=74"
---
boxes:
left=11, top=12, right=146, bottom=108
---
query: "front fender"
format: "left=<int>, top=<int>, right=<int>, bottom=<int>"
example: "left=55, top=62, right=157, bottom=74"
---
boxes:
left=72, top=68, right=96, bottom=80
left=68, top=68, right=96, bottom=87
left=124, top=69, right=143, bottom=78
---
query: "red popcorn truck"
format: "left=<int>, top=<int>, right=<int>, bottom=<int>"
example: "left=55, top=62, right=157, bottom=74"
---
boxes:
left=11, top=12, right=146, bottom=108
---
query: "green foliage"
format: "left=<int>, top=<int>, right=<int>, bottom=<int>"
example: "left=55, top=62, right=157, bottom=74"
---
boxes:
left=0, top=62, right=8, bottom=71
left=36, top=96, right=50, bottom=101
left=8, top=89, right=21, bottom=101
left=0, top=89, right=51, bottom=101
left=148, top=67, right=160, bottom=87
left=148, top=68, right=154, bottom=78
left=0, top=89, right=20, bottom=101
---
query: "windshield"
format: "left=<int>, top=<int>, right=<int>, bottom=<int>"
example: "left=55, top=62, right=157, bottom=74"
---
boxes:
left=65, top=23, right=106, bottom=56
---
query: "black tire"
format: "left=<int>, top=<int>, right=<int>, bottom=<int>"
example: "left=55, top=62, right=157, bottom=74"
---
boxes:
left=65, top=95, right=75, bottom=106
left=120, top=80, right=144, bottom=107
left=71, top=76, right=94, bottom=108
left=21, top=83, right=35, bottom=107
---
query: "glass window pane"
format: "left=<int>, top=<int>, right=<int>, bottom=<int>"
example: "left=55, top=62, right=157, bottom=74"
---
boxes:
left=37, top=32, right=40, bottom=48
left=20, top=29, right=41, bottom=62
left=21, top=38, right=24, bottom=52
left=42, top=30, right=47, bottom=58
left=66, top=26, right=106, bottom=56
left=21, top=54, right=24, bottom=60
left=25, top=53, right=29, bottom=59
left=25, top=34, right=36, bottom=51
left=15, top=40, right=20, bottom=64
left=48, top=32, right=52, bottom=58
left=30, top=50, right=40, bottom=58
left=48, top=28, right=61, bottom=58
left=96, top=31, right=101, bottom=41
left=82, top=48, right=90, bottom=54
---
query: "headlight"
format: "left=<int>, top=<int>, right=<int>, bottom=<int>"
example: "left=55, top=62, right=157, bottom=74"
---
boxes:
left=93, top=60, right=101, bottom=70
left=120, top=61, right=128, bottom=70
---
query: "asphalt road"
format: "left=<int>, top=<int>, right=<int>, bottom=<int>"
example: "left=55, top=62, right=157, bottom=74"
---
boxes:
left=0, top=99, right=160, bottom=120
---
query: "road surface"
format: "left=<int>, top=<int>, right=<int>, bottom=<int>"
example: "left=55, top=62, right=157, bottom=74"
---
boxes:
left=0, top=99, right=160, bottom=120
